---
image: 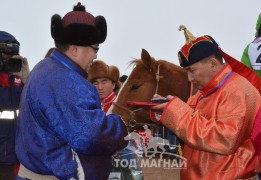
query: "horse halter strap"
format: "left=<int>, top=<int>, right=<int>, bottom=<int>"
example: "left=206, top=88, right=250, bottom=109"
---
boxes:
left=155, top=63, right=164, bottom=94
left=112, top=102, right=145, bottom=127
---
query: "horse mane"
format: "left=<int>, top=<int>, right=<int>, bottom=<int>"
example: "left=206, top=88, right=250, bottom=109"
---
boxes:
left=158, top=60, right=186, bottom=73
left=127, top=58, right=142, bottom=69
left=127, top=57, right=186, bottom=77
left=127, top=56, right=159, bottom=71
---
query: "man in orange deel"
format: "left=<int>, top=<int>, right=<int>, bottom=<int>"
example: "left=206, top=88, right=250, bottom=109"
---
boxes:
left=151, top=25, right=261, bottom=179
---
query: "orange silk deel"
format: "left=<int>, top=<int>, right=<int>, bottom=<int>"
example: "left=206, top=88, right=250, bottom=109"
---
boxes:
left=161, top=65, right=261, bottom=179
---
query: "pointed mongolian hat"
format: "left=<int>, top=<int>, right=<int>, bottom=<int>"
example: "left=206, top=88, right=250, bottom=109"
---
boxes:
left=178, top=25, right=219, bottom=67
left=178, top=25, right=261, bottom=94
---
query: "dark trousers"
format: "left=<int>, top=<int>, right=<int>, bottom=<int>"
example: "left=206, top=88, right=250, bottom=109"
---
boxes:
left=0, top=164, right=15, bottom=180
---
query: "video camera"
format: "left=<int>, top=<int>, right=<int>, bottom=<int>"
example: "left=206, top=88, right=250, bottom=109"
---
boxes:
left=0, top=43, right=22, bottom=73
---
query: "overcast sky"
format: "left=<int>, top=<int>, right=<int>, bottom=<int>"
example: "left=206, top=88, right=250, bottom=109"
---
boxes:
left=1, top=0, right=261, bottom=76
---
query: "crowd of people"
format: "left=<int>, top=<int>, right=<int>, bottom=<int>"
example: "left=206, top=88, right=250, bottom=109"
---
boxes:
left=0, top=2, right=260, bottom=180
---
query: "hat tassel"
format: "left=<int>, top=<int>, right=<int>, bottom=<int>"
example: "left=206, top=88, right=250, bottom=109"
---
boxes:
left=179, top=25, right=197, bottom=44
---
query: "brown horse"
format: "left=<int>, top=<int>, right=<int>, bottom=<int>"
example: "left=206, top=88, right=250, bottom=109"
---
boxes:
left=109, top=49, right=191, bottom=132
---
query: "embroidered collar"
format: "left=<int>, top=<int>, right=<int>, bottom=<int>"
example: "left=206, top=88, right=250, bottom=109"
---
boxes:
left=199, top=64, right=233, bottom=101
left=102, top=92, right=116, bottom=112
left=50, top=49, right=88, bottom=78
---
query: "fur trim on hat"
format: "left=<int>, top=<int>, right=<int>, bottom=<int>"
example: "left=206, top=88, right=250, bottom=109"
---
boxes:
left=88, top=60, right=121, bottom=88
left=51, top=2, right=107, bottom=46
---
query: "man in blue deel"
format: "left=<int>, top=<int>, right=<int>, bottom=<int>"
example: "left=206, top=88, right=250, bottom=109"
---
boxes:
left=15, top=2, right=128, bottom=180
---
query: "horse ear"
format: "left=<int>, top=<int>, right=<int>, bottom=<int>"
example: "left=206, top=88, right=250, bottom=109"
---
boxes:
left=141, top=49, right=151, bottom=69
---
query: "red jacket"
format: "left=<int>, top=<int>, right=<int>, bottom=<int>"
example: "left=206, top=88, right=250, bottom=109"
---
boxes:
left=102, top=91, right=116, bottom=113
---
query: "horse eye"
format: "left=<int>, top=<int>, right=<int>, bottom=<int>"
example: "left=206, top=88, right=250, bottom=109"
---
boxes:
left=131, top=85, right=140, bottom=90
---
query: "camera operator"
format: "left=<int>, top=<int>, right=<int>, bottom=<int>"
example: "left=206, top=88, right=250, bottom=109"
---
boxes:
left=0, top=31, right=29, bottom=180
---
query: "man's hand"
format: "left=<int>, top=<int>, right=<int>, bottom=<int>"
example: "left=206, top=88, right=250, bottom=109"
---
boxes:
left=150, top=94, right=174, bottom=112
left=12, top=55, right=30, bottom=83
left=149, top=94, right=174, bottom=122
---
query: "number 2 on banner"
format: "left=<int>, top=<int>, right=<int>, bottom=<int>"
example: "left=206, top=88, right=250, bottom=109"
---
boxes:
left=256, top=45, right=261, bottom=63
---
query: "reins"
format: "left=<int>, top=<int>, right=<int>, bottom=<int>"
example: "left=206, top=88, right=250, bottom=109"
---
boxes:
left=112, top=102, right=147, bottom=127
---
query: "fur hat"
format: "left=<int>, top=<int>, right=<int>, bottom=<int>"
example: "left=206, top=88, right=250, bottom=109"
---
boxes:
left=178, top=25, right=219, bottom=67
left=88, top=60, right=121, bottom=89
left=51, top=2, right=107, bottom=46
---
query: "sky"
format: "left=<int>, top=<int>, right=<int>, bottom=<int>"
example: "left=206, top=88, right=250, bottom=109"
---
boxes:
left=1, top=0, right=261, bottom=76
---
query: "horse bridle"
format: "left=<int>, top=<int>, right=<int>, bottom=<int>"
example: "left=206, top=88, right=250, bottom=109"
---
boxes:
left=154, top=63, right=164, bottom=94
left=113, top=62, right=163, bottom=128
left=112, top=102, right=147, bottom=127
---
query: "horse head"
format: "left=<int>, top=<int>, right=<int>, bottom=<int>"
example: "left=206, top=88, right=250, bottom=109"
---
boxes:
left=109, top=49, right=191, bottom=132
